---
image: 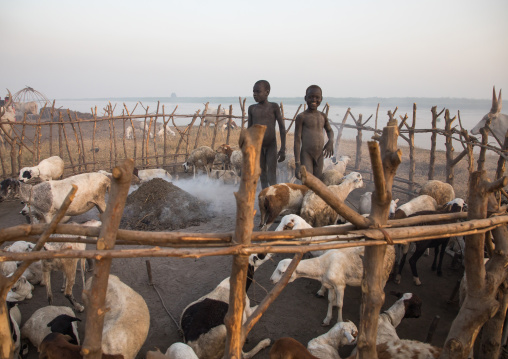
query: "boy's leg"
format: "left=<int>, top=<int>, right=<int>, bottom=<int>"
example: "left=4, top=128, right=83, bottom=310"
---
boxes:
left=301, top=151, right=315, bottom=176
left=259, top=147, right=269, bottom=189
left=314, top=154, right=325, bottom=179
left=266, top=142, right=278, bottom=186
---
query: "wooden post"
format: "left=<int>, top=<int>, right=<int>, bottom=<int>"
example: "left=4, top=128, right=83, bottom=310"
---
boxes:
left=239, top=97, right=246, bottom=129
left=18, top=115, right=27, bottom=172
left=358, top=114, right=402, bottom=359
left=495, top=130, right=508, bottom=180
left=59, top=111, right=63, bottom=161
left=75, top=112, right=88, bottom=172
left=194, top=103, right=208, bottom=150
left=122, top=118, right=127, bottom=160
left=92, top=108, right=98, bottom=172
left=141, top=106, right=149, bottom=168
left=81, top=159, right=134, bottom=359
left=224, top=125, right=265, bottom=359
left=429, top=106, right=444, bottom=180
left=444, top=109, right=456, bottom=186
left=145, top=117, right=153, bottom=167
left=60, top=113, right=76, bottom=174
left=408, top=104, right=416, bottom=195
left=123, top=104, right=138, bottom=167
left=226, top=105, right=233, bottom=145
left=441, top=171, right=508, bottom=359
left=111, top=113, right=118, bottom=167
left=334, top=108, right=351, bottom=156
left=153, top=102, right=160, bottom=167
left=67, top=110, right=83, bottom=172
left=211, top=105, right=222, bottom=150
left=355, top=114, right=363, bottom=170
left=286, top=105, right=302, bottom=132
left=49, top=100, right=55, bottom=156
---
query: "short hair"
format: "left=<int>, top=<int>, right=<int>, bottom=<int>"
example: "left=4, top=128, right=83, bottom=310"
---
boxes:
left=255, top=80, right=270, bottom=92
left=306, top=85, right=322, bottom=96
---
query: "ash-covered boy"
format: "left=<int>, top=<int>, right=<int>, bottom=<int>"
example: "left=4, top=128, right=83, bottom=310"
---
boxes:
left=294, top=85, right=334, bottom=180
left=248, top=80, right=286, bottom=188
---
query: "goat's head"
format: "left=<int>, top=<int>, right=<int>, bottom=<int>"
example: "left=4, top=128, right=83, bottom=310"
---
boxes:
left=0, top=178, right=20, bottom=202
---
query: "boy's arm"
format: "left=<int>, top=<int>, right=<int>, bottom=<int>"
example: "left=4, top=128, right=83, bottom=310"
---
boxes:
left=274, top=103, right=286, bottom=162
left=323, top=115, right=334, bottom=158
left=294, top=114, right=303, bottom=179
left=247, top=105, right=253, bottom=128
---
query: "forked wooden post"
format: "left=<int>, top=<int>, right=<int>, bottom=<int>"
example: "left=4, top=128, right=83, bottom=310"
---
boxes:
left=429, top=106, right=444, bottom=180
left=81, top=159, right=134, bottom=359
left=224, top=125, right=265, bottom=359
left=357, top=115, right=401, bottom=359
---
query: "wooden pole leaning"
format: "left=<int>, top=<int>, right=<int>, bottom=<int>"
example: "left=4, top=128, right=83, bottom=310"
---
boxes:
left=81, top=159, right=134, bottom=359
left=224, top=125, right=265, bottom=359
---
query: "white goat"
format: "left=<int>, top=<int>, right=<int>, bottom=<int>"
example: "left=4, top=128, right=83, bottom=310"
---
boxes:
left=137, top=168, right=173, bottom=183
left=157, top=124, right=177, bottom=138
left=146, top=343, right=199, bottom=359
left=307, top=320, right=358, bottom=358
left=270, top=245, right=395, bottom=326
left=300, top=172, right=364, bottom=227
left=358, top=191, right=399, bottom=217
left=19, top=156, right=65, bottom=183
left=15, top=172, right=110, bottom=223
left=392, top=195, right=438, bottom=219
left=125, top=126, right=134, bottom=140
left=471, top=87, right=507, bottom=142
left=180, top=277, right=270, bottom=359
left=82, top=274, right=150, bottom=359
left=323, top=155, right=351, bottom=172
left=7, top=275, right=34, bottom=302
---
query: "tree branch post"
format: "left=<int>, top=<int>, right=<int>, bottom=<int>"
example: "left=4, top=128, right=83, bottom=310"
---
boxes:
left=224, top=125, right=265, bottom=359
left=81, top=159, right=134, bottom=359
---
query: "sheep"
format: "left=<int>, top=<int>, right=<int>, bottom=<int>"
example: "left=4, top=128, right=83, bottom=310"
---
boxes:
left=258, top=183, right=310, bottom=231
left=183, top=146, right=215, bottom=177
left=21, top=306, right=80, bottom=350
left=2, top=241, right=34, bottom=276
left=230, top=150, right=243, bottom=177
left=270, top=245, right=395, bottom=326
left=180, top=277, right=270, bottom=359
left=82, top=274, right=150, bottom=359
left=307, top=320, right=358, bottom=358
left=7, top=275, right=34, bottom=302
left=418, top=180, right=455, bottom=206
left=300, top=172, right=364, bottom=227
left=157, top=123, right=177, bottom=138
left=323, top=155, right=351, bottom=173
left=395, top=199, right=466, bottom=285
left=146, top=343, right=199, bottom=359
left=320, top=169, right=345, bottom=186
left=39, top=332, right=124, bottom=359
left=19, top=156, right=65, bottom=183
left=358, top=191, right=399, bottom=217
left=3, top=173, right=111, bottom=223
left=209, top=169, right=239, bottom=185
left=136, top=168, right=173, bottom=183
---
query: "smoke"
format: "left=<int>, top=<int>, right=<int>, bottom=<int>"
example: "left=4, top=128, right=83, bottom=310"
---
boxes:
left=175, top=175, right=240, bottom=215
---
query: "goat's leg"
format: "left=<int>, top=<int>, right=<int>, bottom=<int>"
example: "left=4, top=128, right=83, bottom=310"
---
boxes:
left=409, top=248, right=427, bottom=286
left=322, top=287, right=336, bottom=326
left=436, top=240, right=449, bottom=276
left=64, top=264, right=84, bottom=312
left=395, top=244, right=410, bottom=284
left=333, top=285, right=345, bottom=323
left=80, top=258, right=86, bottom=288
left=60, top=272, right=66, bottom=292
left=316, top=285, right=327, bottom=297
left=242, top=339, right=271, bottom=359
left=43, top=271, right=53, bottom=305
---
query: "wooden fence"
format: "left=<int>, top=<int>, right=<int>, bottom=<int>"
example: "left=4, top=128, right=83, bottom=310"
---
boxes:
left=2, top=99, right=507, bottom=198
left=0, top=116, right=507, bottom=358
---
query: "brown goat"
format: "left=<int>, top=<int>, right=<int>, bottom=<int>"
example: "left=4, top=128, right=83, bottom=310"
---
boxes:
left=269, top=337, right=318, bottom=359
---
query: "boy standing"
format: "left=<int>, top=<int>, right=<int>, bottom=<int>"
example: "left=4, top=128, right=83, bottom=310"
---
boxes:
left=248, top=80, right=286, bottom=188
left=294, top=85, right=334, bottom=180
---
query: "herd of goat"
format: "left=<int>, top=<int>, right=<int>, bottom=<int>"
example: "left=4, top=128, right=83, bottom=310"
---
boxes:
left=0, top=146, right=469, bottom=359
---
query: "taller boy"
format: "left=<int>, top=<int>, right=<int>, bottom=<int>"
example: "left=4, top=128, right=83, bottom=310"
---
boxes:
left=248, top=80, right=286, bottom=189
left=294, top=85, right=334, bottom=180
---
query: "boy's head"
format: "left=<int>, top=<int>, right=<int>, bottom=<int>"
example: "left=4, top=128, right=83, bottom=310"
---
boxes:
left=305, top=85, right=323, bottom=110
left=253, top=80, right=270, bottom=103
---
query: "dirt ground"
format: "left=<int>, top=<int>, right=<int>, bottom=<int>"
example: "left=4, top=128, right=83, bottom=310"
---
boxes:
left=0, top=177, right=465, bottom=359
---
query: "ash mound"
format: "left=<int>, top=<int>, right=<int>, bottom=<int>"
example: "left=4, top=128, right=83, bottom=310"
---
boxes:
left=120, top=178, right=213, bottom=231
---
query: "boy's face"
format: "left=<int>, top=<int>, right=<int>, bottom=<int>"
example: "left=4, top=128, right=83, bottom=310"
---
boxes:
left=253, top=83, right=269, bottom=103
left=305, top=88, right=322, bottom=110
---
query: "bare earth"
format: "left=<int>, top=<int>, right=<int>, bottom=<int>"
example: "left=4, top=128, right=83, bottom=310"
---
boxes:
left=0, top=176, right=464, bottom=359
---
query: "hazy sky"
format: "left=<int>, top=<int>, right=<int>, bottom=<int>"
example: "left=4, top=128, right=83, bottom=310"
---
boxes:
left=2, top=0, right=507, bottom=99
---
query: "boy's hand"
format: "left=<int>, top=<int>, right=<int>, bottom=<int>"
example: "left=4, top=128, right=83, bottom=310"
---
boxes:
left=277, top=150, right=286, bottom=163
left=323, top=141, right=334, bottom=158
left=295, top=162, right=301, bottom=180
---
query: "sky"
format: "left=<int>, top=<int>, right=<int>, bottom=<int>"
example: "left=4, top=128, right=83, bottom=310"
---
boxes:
left=1, top=0, right=507, bottom=100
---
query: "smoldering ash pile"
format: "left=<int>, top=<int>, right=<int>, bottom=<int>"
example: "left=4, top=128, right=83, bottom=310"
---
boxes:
left=120, top=178, right=213, bottom=231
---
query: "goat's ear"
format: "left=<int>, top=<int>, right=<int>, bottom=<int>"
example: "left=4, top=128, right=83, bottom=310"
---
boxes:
left=70, top=317, right=81, bottom=322
left=394, top=199, right=400, bottom=204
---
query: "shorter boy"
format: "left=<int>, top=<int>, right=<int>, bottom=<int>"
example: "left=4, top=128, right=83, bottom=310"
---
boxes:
left=294, top=85, right=334, bottom=180
left=248, top=80, right=286, bottom=188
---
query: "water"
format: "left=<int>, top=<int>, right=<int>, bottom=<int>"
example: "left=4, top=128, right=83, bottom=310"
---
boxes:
left=53, top=97, right=492, bottom=151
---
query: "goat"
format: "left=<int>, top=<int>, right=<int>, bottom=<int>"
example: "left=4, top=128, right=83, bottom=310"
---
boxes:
left=39, top=332, right=124, bottom=359
left=19, top=156, right=64, bottom=183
